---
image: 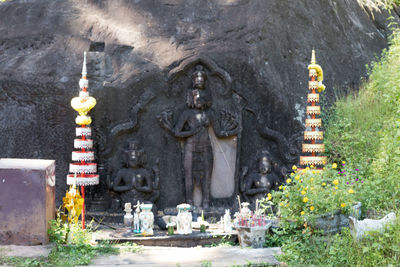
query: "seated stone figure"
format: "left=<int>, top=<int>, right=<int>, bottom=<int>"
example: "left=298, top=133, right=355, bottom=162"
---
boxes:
left=240, top=150, right=277, bottom=204
left=110, top=139, right=159, bottom=208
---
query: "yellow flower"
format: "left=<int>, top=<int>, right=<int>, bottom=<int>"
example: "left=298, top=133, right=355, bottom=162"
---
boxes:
left=290, top=173, right=295, bottom=177
left=310, top=178, right=314, bottom=182
left=301, top=190, right=306, bottom=195
left=310, top=187, right=315, bottom=191
left=341, top=203, right=346, bottom=208
left=332, top=163, right=338, bottom=169
left=310, top=165, right=315, bottom=169
left=348, top=189, right=354, bottom=194
left=303, top=197, right=309, bottom=203
left=279, top=185, right=283, bottom=190
left=310, top=206, right=315, bottom=211
left=342, top=161, right=346, bottom=164
left=286, top=203, right=289, bottom=207
left=295, top=175, right=300, bottom=181
left=305, top=167, right=310, bottom=171
left=286, top=178, right=292, bottom=184
left=267, top=193, right=272, bottom=200
left=301, top=211, right=305, bottom=216
left=322, top=182, right=326, bottom=186
left=333, top=179, right=339, bottom=185
left=312, top=170, right=316, bottom=174
left=335, top=186, right=339, bottom=190
left=283, top=186, right=287, bottom=190
left=285, top=194, right=289, bottom=198
left=292, top=165, right=297, bottom=170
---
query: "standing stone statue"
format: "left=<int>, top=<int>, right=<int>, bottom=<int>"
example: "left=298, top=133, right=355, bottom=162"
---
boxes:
left=158, top=65, right=239, bottom=209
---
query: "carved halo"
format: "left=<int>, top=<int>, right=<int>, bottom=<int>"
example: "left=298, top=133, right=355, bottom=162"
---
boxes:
left=167, top=55, right=232, bottom=95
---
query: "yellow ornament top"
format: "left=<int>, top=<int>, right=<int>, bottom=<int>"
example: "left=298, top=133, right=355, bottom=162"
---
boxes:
left=71, top=91, right=96, bottom=116
left=71, top=52, right=97, bottom=123
left=308, top=50, right=325, bottom=92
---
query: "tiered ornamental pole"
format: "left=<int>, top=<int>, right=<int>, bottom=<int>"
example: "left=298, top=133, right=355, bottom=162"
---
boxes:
left=67, top=52, right=99, bottom=229
left=299, top=50, right=327, bottom=169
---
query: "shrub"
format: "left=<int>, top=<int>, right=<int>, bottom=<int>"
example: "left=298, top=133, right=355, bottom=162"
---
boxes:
left=267, top=164, right=359, bottom=227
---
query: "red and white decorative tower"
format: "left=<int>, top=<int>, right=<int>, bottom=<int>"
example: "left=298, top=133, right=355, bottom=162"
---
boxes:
left=299, top=50, right=327, bottom=170
left=67, top=52, right=99, bottom=229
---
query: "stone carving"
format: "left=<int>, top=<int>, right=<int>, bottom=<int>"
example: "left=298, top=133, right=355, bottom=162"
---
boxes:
left=349, top=212, right=396, bottom=240
left=158, top=64, right=240, bottom=209
left=240, top=150, right=278, bottom=204
left=108, top=139, right=160, bottom=208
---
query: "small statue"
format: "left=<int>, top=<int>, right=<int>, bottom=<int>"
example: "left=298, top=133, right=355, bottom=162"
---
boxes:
left=240, top=150, right=277, bottom=204
left=110, top=139, right=160, bottom=208
left=349, top=212, right=396, bottom=240
left=123, top=202, right=133, bottom=226
left=176, top=203, right=192, bottom=235
left=139, top=203, right=154, bottom=235
left=158, top=65, right=239, bottom=209
left=132, top=201, right=141, bottom=233
left=223, top=209, right=233, bottom=232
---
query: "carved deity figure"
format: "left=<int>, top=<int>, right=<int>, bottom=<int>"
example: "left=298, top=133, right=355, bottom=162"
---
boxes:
left=109, top=139, right=160, bottom=207
left=158, top=65, right=239, bottom=209
left=240, top=150, right=277, bottom=204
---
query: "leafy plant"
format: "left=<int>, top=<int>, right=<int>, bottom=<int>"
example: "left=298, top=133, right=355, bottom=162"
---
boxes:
left=267, top=164, right=358, bottom=227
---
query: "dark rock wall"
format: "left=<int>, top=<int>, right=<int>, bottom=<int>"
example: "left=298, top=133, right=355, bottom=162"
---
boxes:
left=0, top=0, right=394, bottom=208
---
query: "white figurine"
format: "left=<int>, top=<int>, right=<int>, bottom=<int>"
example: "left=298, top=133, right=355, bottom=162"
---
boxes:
left=133, top=201, right=141, bottom=233
left=349, top=212, right=396, bottom=240
left=139, top=203, right=154, bottom=235
left=123, top=202, right=133, bottom=226
left=224, top=209, right=233, bottom=232
left=176, top=203, right=192, bottom=235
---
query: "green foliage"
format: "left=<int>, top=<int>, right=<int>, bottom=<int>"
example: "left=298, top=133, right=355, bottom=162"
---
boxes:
left=0, top=256, right=48, bottom=267
left=276, top=215, right=400, bottom=266
left=357, top=0, right=400, bottom=10
left=268, top=165, right=357, bottom=227
left=271, top=26, right=400, bottom=267
left=39, top=213, right=118, bottom=266
left=48, top=212, right=92, bottom=246
left=325, top=28, right=400, bottom=213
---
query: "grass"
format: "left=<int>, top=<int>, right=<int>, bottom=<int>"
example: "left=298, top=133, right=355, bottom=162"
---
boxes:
left=273, top=23, right=400, bottom=267
left=324, top=26, right=400, bottom=213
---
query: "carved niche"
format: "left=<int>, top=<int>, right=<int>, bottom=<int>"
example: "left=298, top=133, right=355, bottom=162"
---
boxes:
left=158, top=56, right=243, bottom=210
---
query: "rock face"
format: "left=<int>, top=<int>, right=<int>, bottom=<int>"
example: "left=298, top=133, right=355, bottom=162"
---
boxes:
left=0, top=0, right=394, bottom=211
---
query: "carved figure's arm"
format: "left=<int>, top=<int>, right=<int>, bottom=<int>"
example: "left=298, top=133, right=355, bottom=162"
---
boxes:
left=173, top=112, right=201, bottom=138
left=135, top=171, right=153, bottom=193
left=212, top=110, right=240, bottom=137
left=152, top=159, right=160, bottom=189
left=239, top=166, right=248, bottom=193
left=245, top=187, right=268, bottom=196
left=112, top=170, right=132, bottom=192
left=157, top=110, right=174, bottom=133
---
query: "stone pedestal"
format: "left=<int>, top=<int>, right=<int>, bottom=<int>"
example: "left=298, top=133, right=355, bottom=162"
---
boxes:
left=0, top=158, right=56, bottom=245
left=237, top=225, right=271, bottom=248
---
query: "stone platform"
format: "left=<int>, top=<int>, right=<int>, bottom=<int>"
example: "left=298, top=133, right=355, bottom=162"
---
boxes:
left=95, top=226, right=238, bottom=247
left=85, top=246, right=282, bottom=267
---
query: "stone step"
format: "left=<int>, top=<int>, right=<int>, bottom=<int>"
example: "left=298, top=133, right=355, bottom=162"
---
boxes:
left=83, top=246, right=282, bottom=267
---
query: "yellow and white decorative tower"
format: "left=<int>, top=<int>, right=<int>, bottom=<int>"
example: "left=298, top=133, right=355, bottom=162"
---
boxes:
left=66, top=52, right=99, bottom=229
left=299, top=50, right=327, bottom=169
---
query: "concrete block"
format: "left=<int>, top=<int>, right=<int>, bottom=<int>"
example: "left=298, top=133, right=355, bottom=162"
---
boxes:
left=0, top=159, right=55, bottom=245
